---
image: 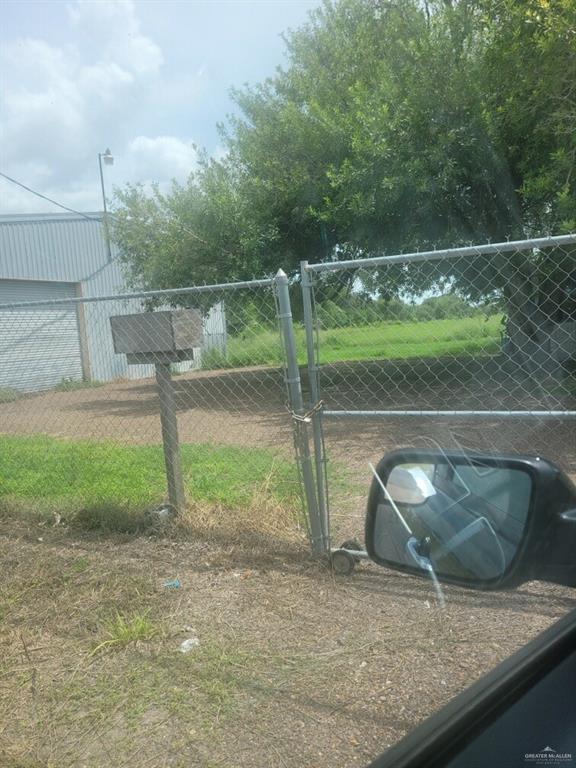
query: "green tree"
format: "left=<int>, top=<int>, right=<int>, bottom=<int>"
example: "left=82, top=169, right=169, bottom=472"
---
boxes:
left=112, top=0, right=575, bottom=367
left=112, top=158, right=278, bottom=292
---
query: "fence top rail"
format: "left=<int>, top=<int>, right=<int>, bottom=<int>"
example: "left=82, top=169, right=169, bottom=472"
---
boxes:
left=0, top=277, right=275, bottom=310
left=303, top=234, right=576, bottom=274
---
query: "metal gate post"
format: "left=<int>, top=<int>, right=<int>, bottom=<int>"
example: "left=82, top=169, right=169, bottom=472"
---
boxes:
left=300, top=261, right=330, bottom=552
left=275, top=269, right=324, bottom=555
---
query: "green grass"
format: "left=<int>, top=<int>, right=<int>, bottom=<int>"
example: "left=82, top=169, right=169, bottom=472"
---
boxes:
left=56, top=635, right=257, bottom=731
left=91, top=610, right=159, bottom=655
left=182, top=638, right=257, bottom=710
left=54, top=377, right=104, bottom=391
left=202, top=314, right=503, bottom=369
left=318, top=314, right=502, bottom=363
left=0, top=387, right=21, bottom=403
left=0, top=435, right=298, bottom=531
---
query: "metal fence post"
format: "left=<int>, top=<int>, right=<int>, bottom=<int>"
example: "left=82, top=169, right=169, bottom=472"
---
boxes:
left=275, top=269, right=325, bottom=555
left=301, top=261, right=330, bottom=551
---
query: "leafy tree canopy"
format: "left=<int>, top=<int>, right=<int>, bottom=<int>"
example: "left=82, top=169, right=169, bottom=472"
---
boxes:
left=112, top=0, right=575, bottom=298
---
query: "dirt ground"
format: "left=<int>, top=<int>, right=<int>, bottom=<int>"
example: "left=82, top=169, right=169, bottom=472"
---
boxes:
left=1, top=517, right=575, bottom=768
left=1, top=357, right=574, bottom=463
left=0, top=366, right=294, bottom=449
left=1, top=361, right=576, bottom=766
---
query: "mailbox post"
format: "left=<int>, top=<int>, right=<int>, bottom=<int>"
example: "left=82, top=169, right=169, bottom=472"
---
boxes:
left=155, top=361, right=185, bottom=513
left=110, top=309, right=203, bottom=513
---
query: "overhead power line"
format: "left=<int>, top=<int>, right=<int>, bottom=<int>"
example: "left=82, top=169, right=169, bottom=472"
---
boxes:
left=0, top=169, right=235, bottom=262
left=0, top=171, right=102, bottom=222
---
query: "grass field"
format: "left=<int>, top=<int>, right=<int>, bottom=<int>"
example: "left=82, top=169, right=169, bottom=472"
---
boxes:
left=0, top=435, right=299, bottom=536
left=202, top=315, right=502, bottom=369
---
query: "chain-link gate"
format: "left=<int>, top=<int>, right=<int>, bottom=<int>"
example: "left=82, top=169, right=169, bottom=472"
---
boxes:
left=300, top=234, right=576, bottom=557
left=0, top=275, right=321, bottom=550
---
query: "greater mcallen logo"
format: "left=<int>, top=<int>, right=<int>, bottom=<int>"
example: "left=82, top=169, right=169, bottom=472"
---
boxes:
left=525, top=746, right=573, bottom=764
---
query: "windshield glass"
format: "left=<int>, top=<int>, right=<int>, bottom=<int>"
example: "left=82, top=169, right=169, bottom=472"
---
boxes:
left=1, top=1, right=575, bottom=766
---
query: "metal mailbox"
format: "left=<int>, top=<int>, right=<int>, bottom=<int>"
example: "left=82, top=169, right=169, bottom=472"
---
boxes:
left=110, top=309, right=203, bottom=364
left=109, top=308, right=205, bottom=514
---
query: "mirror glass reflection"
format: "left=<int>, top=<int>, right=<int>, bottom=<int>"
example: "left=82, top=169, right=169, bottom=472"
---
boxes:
left=373, top=461, right=533, bottom=581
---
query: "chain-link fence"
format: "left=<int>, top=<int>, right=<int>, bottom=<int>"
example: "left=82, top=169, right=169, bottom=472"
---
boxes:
left=2, top=235, right=575, bottom=557
left=0, top=277, right=312, bottom=548
left=300, top=235, right=576, bottom=548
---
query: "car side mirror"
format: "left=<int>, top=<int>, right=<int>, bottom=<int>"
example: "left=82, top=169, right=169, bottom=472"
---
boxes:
left=365, top=448, right=576, bottom=590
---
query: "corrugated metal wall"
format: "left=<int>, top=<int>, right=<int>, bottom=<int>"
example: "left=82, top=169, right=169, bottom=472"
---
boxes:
left=0, top=213, right=123, bottom=288
left=0, top=213, right=144, bottom=385
left=0, top=214, right=226, bottom=390
left=0, top=280, right=84, bottom=391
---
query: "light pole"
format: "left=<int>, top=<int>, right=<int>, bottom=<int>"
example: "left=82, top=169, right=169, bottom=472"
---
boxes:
left=98, top=148, right=114, bottom=262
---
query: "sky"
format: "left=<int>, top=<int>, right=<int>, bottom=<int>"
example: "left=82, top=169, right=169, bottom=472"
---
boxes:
left=0, top=0, right=321, bottom=214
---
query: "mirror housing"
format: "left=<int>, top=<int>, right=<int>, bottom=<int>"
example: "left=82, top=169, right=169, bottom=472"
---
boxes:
left=365, top=448, right=576, bottom=590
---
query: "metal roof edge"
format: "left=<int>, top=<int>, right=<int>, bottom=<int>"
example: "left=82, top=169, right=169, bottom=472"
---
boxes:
left=0, top=212, right=104, bottom=224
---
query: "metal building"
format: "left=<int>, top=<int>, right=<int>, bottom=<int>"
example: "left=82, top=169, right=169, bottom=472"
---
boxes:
left=0, top=212, right=226, bottom=392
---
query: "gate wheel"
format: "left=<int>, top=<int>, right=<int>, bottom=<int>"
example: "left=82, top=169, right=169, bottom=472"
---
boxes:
left=330, top=549, right=356, bottom=576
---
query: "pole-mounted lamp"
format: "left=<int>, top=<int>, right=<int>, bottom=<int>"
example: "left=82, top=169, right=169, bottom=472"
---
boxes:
left=98, top=148, right=114, bottom=262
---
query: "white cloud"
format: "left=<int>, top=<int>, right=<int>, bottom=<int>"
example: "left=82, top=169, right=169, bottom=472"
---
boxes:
left=0, top=0, right=194, bottom=214
left=127, top=136, right=197, bottom=182
left=67, top=0, right=163, bottom=75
